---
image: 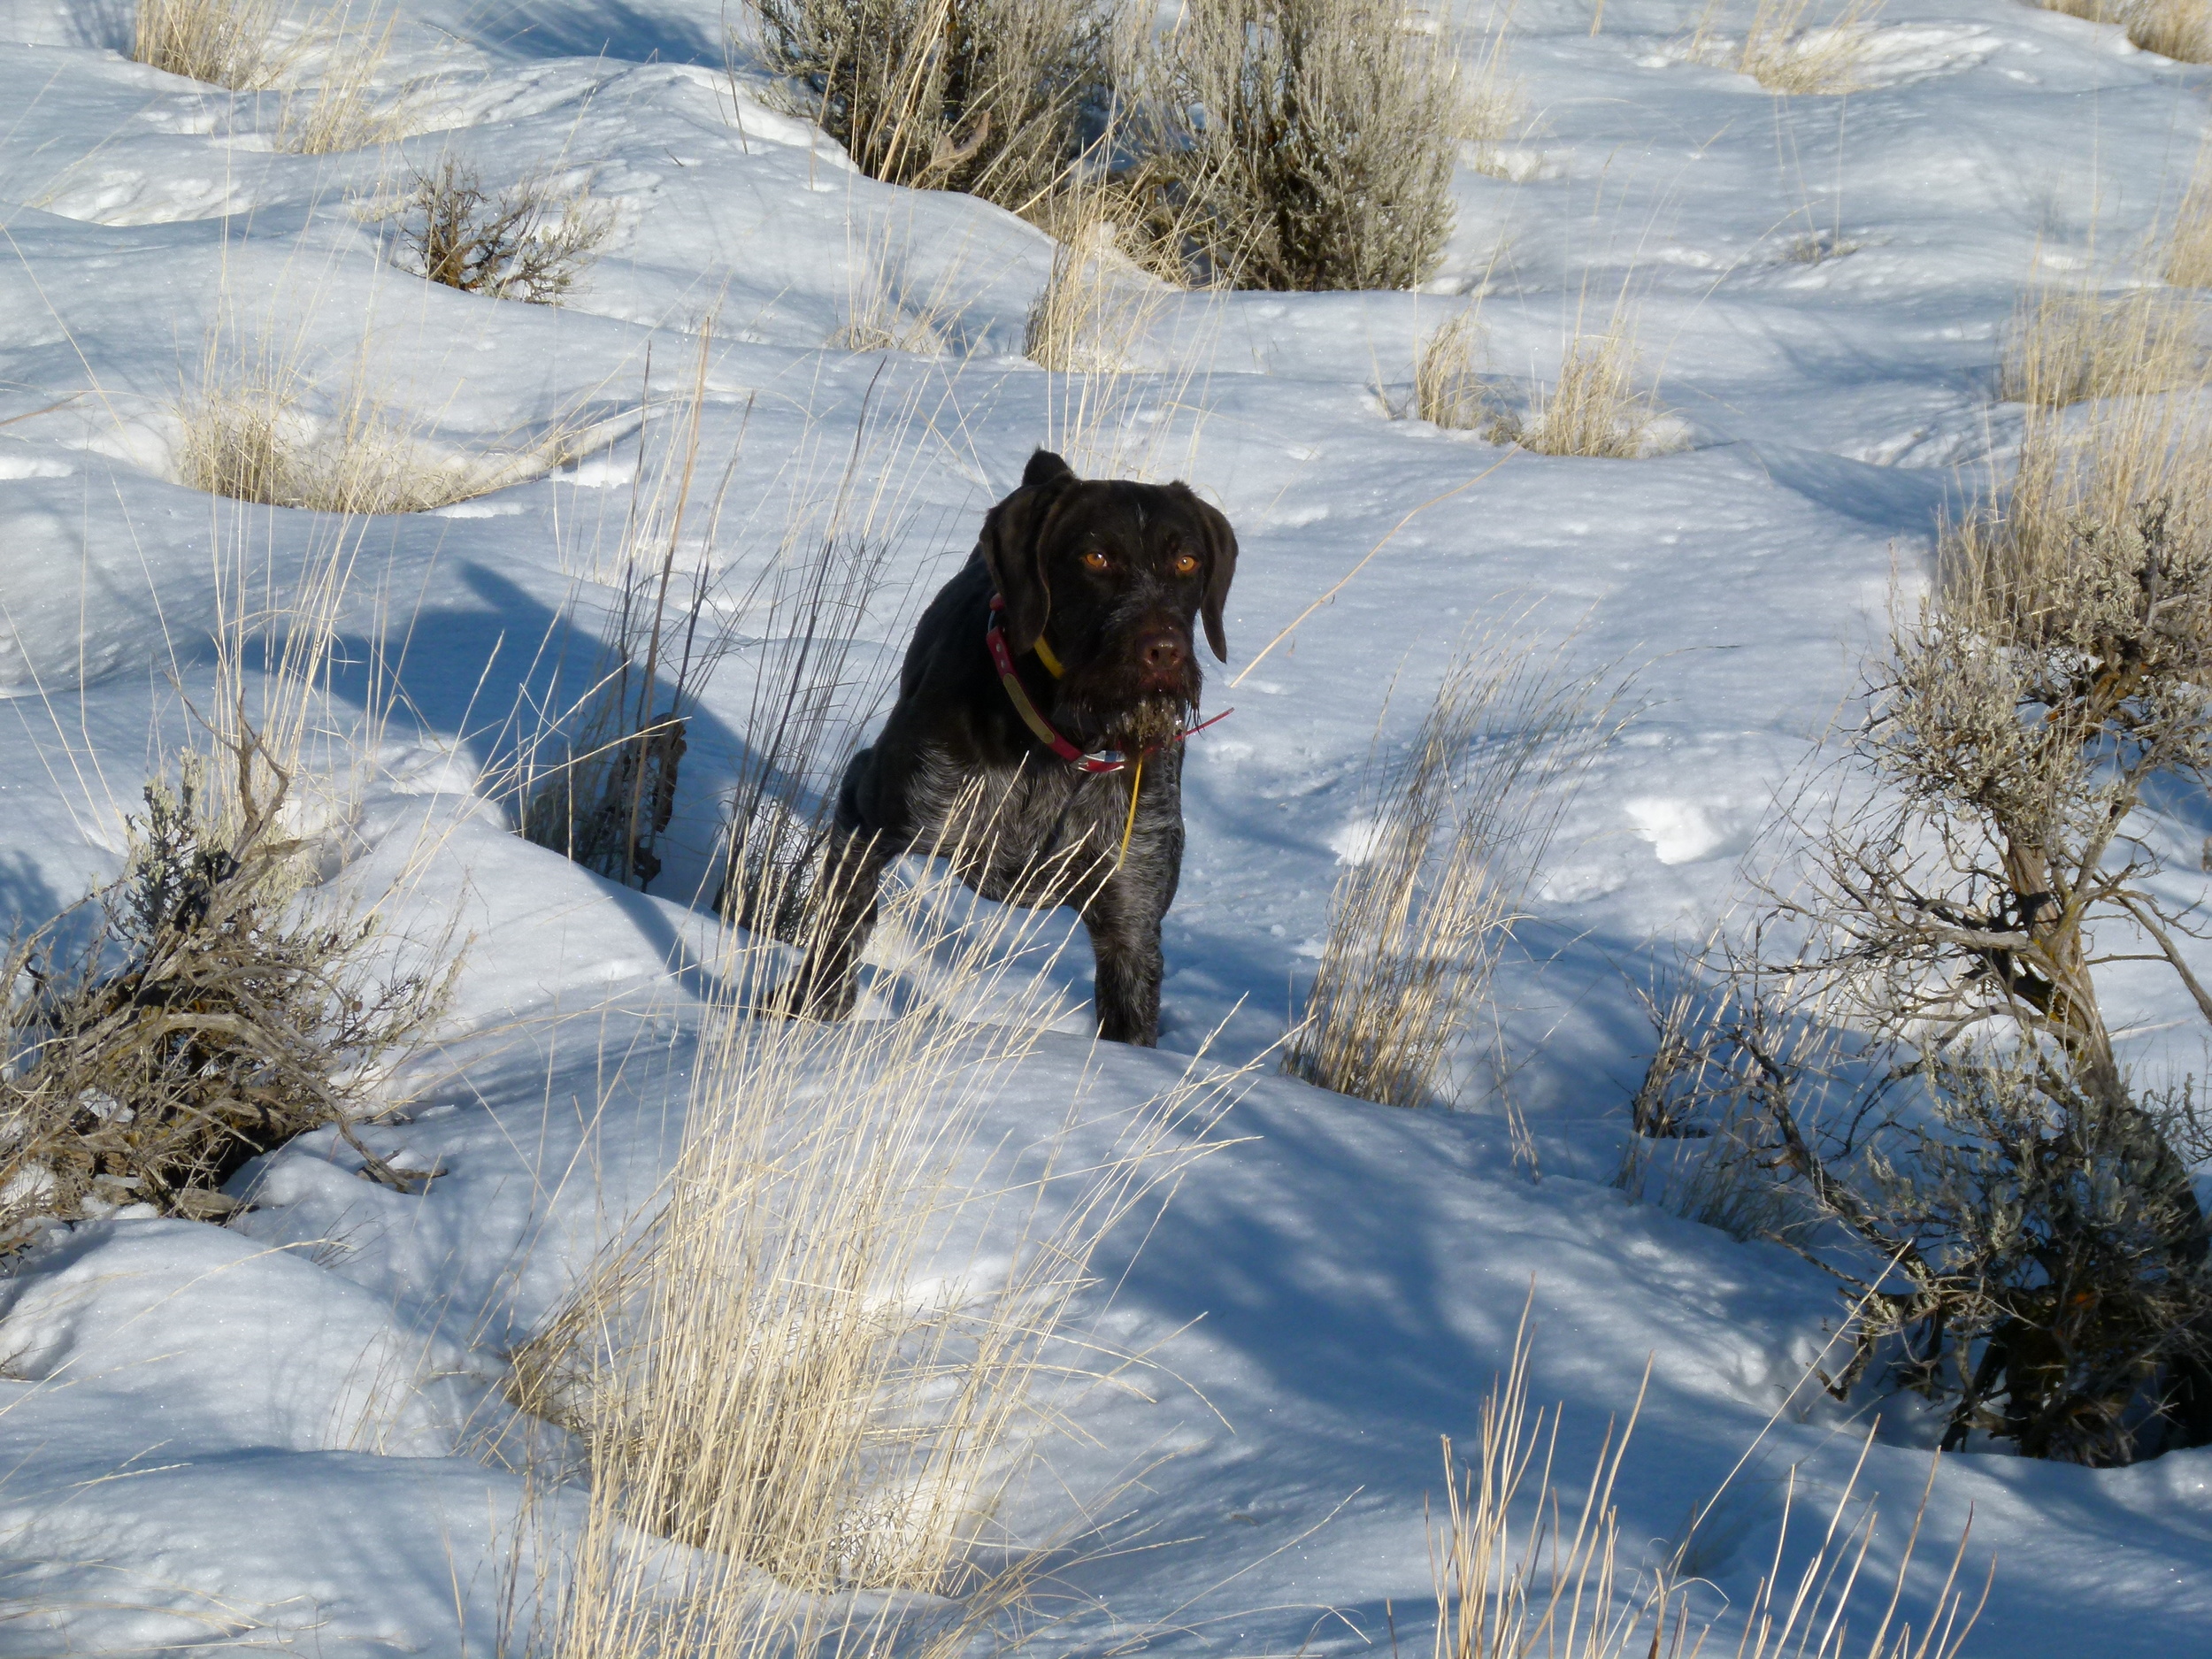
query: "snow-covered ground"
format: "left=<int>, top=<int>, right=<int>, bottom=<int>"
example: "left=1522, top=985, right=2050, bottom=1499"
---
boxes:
left=4, top=0, right=2212, bottom=1651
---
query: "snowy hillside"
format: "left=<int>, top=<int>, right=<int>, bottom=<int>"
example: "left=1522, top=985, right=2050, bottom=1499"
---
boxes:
left=2, top=0, right=2211, bottom=1653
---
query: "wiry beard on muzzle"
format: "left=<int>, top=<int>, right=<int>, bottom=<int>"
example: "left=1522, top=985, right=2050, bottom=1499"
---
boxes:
left=1058, top=688, right=1196, bottom=753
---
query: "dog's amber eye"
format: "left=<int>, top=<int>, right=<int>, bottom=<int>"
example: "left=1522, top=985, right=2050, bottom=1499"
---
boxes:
left=1174, top=552, right=1201, bottom=576
left=1082, top=549, right=1110, bottom=572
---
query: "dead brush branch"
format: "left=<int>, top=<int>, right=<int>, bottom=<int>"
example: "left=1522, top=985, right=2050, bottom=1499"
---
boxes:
left=1136, top=0, right=1462, bottom=291
left=1999, top=283, right=2205, bottom=408
left=0, top=742, right=451, bottom=1253
left=1284, top=623, right=1619, bottom=1110
left=749, top=0, right=1108, bottom=218
left=389, top=156, right=611, bottom=306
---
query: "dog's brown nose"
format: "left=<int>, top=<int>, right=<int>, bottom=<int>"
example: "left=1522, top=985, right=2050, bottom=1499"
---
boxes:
left=1140, top=633, right=1187, bottom=673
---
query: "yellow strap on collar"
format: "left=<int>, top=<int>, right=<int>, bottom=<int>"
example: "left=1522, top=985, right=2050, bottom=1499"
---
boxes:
left=1031, top=634, right=1066, bottom=679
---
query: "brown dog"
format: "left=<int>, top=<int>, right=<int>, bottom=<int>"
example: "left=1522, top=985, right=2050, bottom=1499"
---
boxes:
left=775, top=449, right=1237, bottom=1044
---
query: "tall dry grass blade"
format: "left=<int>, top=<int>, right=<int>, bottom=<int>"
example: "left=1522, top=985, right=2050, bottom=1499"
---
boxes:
left=1285, top=620, right=1620, bottom=1110
left=1998, top=281, right=2205, bottom=408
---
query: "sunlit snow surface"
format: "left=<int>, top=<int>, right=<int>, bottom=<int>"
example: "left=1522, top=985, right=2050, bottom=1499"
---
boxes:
left=3, top=0, right=2211, bottom=1651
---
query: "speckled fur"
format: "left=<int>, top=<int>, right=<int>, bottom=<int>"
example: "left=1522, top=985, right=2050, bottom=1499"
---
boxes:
left=775, top=450, right=1235, bottom=1045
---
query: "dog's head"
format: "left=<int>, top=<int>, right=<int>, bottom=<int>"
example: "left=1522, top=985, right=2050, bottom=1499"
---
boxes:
left=978, top=449, right=1238, bottom=749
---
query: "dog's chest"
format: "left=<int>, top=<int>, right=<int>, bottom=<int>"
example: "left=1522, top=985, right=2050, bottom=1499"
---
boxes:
left=902, top=745, right=1142, bottom=905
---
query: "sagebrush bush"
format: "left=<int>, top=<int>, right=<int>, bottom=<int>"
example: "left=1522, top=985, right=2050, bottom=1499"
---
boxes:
left=1655, top=459, right=2212, bottom=1463
left=749, top=0, right=1107, bottom=217
left=1135, top=0, right=1462, bottom=290
left=391, top=157, right=611, bottom=305
left=0, top=748, right=449, bottom=1252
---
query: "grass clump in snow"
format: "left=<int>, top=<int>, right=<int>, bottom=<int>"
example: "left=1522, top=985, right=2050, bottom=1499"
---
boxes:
left=1735, top=0, right=1883, bottom=95
left=1284, top=623, right=1614, bottom=1113
left=1432, top=1308, right=1988, bottom=1658
left=1024, top=177, right=1183, bottom=373
left=133, top=0, right=287, bottom=88
left=748, top=0, right=1107, bottom=219
left=388, top=156, right=612, bottom=306
left=0, top=742, right=451, bottom=1254
left=1998, top=283, right=2204, bottom=408
left=275, top=5, right=405, bottom=155
left=1495, top=328, right=1677, bottom=458
left=2162, top=162, right=2212, bottom=287
left=1133, top=0, right=1463, bottom=291
left=511, top=809, right=1229, bottom=1638
left=2045, top=0, right=2212, bottom=63
left=1457, top=5, right=1529, bottom=180
left=1406, top=311, right=1493, bottom=429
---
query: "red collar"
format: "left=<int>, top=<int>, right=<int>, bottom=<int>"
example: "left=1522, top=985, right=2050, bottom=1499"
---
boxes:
left=986, top=595, right=1231, bottom=774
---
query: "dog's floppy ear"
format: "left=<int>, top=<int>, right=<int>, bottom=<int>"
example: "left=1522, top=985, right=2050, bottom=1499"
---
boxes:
left=1172, top=484, right=1239, bottom=663
left=979, top=454, right=1078, bottom=655
left=1023, top=449, right=1076, bottom=488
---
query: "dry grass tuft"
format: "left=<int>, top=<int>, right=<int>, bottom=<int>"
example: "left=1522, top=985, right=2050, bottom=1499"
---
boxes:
left=1135, top=0, right=1463, bottom=290
left=1285, top=623, right=1617, bottom=1112
left=1025, top=188, right=1180, bottom=373
left=1683, top=0, right=1882, bottom=96
left=2125, top=0, right=2212, bottom=60
left=1497, top=329, right=1672, bottom=458
left=276, top=6, right=404, bottom=154
left=512, top=806, right=1233, bottom=1645
left=1432, top=1308, right=1988, bottom=1658
left=177, top=378, right=575, bottom=514
left=1459, top=4, right=1530, bottom=179
left=1410, top=311, right=1493, bottom=430
left=388, top=156, right=613, bottom=306
left=1999, top=283, right=2206, bottom=408
left=2162, top=164, right=2212, bottom=288
left=133, top=0, right=287, bottom=88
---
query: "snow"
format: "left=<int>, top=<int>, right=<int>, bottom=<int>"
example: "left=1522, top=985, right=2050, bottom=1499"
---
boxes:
left=4, top=0, right=2212, bottom=1652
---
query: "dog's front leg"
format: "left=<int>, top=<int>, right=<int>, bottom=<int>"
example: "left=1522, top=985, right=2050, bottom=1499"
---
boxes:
left=1081, top=841, right=1178, bottom=1045
left=773, top=823, right=890, bottom=1021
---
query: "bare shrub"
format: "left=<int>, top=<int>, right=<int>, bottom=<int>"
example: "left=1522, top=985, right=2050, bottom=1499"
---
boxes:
left=1135, top=0, right=1462, bottom=291
left=133, top=0, right=285, bottom=88
left=0, top=748, right=450, bottom=1252
left=1998, top=283, right=2204, bottom=408
left=748, top=0, right=1108, bottom=218
left=388, top=156, right=612, bottom=306
left=512, top=810, right=1234, bottom=1641
left=1431, top=1306, right=1986, bottom=1659
left=1284, top=623, right=1618, bottom=1112
left=1495, top=328, right=1672, bottom=458
left=1661, top=432, right=2212, bottom=1462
